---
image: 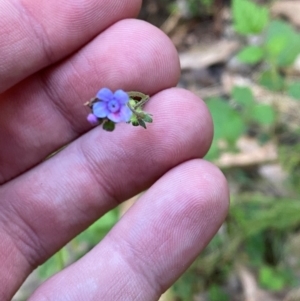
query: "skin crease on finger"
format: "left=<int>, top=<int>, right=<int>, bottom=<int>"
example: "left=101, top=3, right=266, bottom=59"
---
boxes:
left=28, top=160, right=229, bottom=301
left=0, top=0, right=142, bottom=92
left=0, top=19, right=180, bottom=184
left=0, top=88, right=214, bottom=300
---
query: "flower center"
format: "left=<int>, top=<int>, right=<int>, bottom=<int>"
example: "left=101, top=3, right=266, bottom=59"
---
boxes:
left=108, top=100, right=120, bottom=113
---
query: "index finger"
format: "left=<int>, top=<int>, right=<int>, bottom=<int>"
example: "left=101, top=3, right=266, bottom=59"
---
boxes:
left=0, top=0, right=141, bottom=93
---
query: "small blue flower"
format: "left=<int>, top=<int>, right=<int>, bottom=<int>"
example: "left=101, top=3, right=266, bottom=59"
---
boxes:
left=92, top=88, right=132, bottom=123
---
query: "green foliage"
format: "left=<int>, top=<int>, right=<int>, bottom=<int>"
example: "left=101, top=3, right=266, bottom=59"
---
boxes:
left=103, top=120, right=115, bottom=131
left=245, top=233, right=266, bottom=265
left=75, top=209, right=118, bottom=246
left=38, top=248, right=68, bottom=280
left=172, top=194, right=300, bottom=298
left=232, top=86, right=276, bottom=126
left=172, top=270, right=200, bottom=300
left=207, top=97, right=245, bottom=144
left=232, top=0, right=269, bottom=35
left=265, top=20, right=300, bottom=67
left=258, top=69, right=285, bottom=91
left=230, top=195, right=300, bottom=235
left=172, top=0, right=300, bottom=299
left=232, top=86, right=254, bottom=109
left=208, top=285, right=230, bottom=301
left=252, top=104, right=275, bottom=125
left=288, top=82, right=300, bottom=100
left=259, top=266, right=291, bottom=291
left=182, top=0, right=213, bottom=17
left=279, top=143, right=300, bottom=194
left=233, top=7, right=300, bottom=92
left=38, top=209, right=119, bottom=279
left=205, top=97, right=245, bottom=159
left=237, top=46, right=264, bottom=65
left=205, top=87, right=276, bottom=160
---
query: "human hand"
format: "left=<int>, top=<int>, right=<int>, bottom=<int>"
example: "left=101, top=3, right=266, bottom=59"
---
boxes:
left=0, top=0, right=229, bottom=300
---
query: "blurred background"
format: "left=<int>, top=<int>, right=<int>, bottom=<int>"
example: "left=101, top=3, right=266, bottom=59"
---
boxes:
left=15, top=0, right=300, bottom=300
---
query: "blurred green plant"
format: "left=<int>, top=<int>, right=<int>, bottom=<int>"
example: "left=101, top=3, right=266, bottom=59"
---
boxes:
left=208, top=284, right=230, bottom=301
left=38, top=209, right=119, bottom=279
left=206, top=96, right=245, bottom=159
left=174, top=1, right=300, bottom=299
left=287, top=82, right=300, bottom=100
left=206, top=86, right=276, bottom=160
left=232, top=0, right=269, bottom=35
left=259, top=265, right=293, bottom=291
left=234, top=0, right=300, bottom=92
left=172, top=194, right=300, bottom=300
left=171, top=0, right=213, bottom=17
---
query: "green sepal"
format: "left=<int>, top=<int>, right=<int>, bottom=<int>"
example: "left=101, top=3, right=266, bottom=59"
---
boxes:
left=138, top=119, right=147, bottom=129
left=129, top=114, right=139, bottom=125
left=143, top=114, right=153, bottom=123
left=103, top=120, right=115, bottom=131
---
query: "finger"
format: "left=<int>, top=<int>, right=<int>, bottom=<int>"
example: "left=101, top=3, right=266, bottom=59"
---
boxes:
left=0, top=0, right=141, bottom=93
left=29, top=159, right=229, bottom=301
left=0, top=19, right=180, bottom=183
left=0, top=88, right=212, bottom=299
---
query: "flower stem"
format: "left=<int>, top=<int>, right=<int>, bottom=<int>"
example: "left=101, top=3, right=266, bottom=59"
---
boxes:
left=127, top=91, right=150, bottom=109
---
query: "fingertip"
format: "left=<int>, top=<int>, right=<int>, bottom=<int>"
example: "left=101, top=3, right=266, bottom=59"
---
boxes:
left=146, top=87, right=214, bottom=158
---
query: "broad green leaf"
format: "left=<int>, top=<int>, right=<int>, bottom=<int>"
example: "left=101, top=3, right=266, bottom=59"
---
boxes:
left=232, top=86, right=254, bottom=109
left=265, top=20, right=300, bottom=66
left=232, top=0, right=269, bottom=35
left=288, top=82, right=300, bottom=100
left=237, top=46, right=264, bottom=64
left=207, top=97, right=245, bottom=144
left=252, top=104, right=275, bottom=125
left=259, top=70, right=284, bottom=91
left=205, top=142, right=219, bottom=161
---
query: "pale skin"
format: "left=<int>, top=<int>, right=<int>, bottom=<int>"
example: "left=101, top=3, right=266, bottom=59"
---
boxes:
left=0, top=0, right=229, bottom=300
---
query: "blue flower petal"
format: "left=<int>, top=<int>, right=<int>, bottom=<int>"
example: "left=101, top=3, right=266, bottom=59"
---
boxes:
left=93, top=102, right=109, bottom=118
left=107, top=112, right=123, bottom=123
left=96, top=88, right=114, bottom=102
left=114, top=90, right=129, bottom=104
left=120, top=105, right=132, bottom=122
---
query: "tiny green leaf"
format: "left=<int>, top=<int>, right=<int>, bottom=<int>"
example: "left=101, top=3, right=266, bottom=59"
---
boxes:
left=138, top=119, right=147, bottom=129
left=103, top=120, right=115, bottom=131
left=143, top=114, right=153, bottom=123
